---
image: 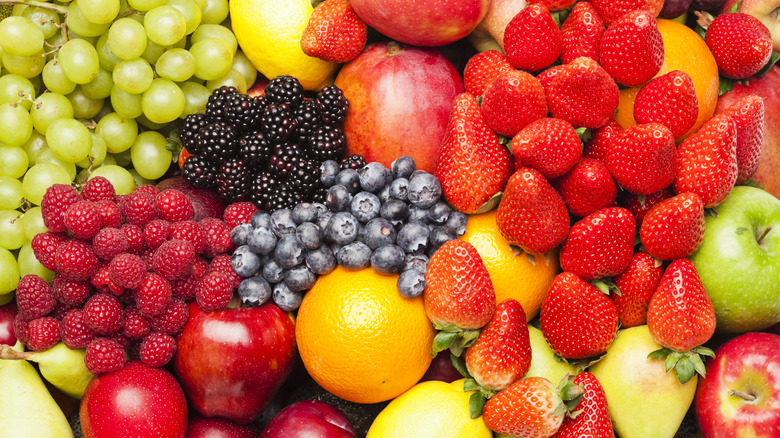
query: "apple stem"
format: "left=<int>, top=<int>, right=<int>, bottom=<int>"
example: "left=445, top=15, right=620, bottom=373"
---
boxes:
left=756, top=226, right=772, bottom=245
left=0, top=344, right=32, bottom=361
left=728, top=389, right=757, bottom=402
left=386, top=41, right=403, bottom=56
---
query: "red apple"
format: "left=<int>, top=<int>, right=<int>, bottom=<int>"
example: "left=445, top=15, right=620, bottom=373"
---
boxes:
left=0, top=303, right=17, bottom=346
left=419, top=351, right=462, bottom=383
left=334, top=42, right=464, bottom=174
left=80, top=361, right=188, bottom=438
left=172, top=302, right=297, bottom=424
left=695, top=332, right=780, bottom=436
left=186, top=416, right=259, bottom=438
left=720, top=0, right=780, bottom=51
left=260, top=401, right=356, bottom=438
left=247, top=76, right=269, bottom=98
left=156, top=177, right=225, bottom=221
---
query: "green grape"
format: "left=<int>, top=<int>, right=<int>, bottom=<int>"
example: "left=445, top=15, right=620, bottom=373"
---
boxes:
left=200, top=0, right=228, bottom=24
left=0, top=16, right=45, bottom=57
left=18, top=242, right=54, bottom=282
left=76, top=133, right=107, bottom=168
left=45, top=118, right=92, bottom=163
left=31, top=92, right=74, bottom=135
left=179, top=81, right=209, bottom=118
left=0, top=103, right=33, bottom=147
left=231, top=51, right=258, bottom=89
left=113, top=57, right=154, bottom=94
left=2, top=49, right=46, bottom=78
left=22, top=163, right=71, bottom=205
left=144, top=6, right=187, bottom=46
left=128, top=0, right=165, bottom=12
left=0, top=210, right=25, bottom=250
left=89, top=165, right=135, bottom=194
left=20, top=131, right=48, bottom=165
left=191, top=0, right=205, bottom=10
left=78, top=0, right=121, bottom=24
left=35, top=148, right=77, bottom=180
left=11, top=4, right=28, bottom=16
left=22, top=7, right=62, bottom=39
left=0, top=247, right=21, bottom=295
left=167, top=0, right=201, bottom=34
left=67, top=86, right=104, bottom=119
left=156, top=48, right=195, bottom=82
left=207, top=69, right=247, bottom=94
left=66, top=2, right=111, bottom=37
left=66, top=31, right=100, bottom=47
left=29, top=75, right=44, bottom=98
left=0, top=176, right=24, bottom=210
left=58, top=38, right=100, bottom=84
left=42, top=60, right=78, bottom=95
left=191, top=24, right=237, bottom=54
left=108, top=18, right=148, bottom=60
left=20, top=207, right=46, bottom=241
left=140, top=40, right=166, bottom=65
left=111, top=148, right=133, bottom=167
left=190, top=37, right=233, bottom=81
left=141, top=78, right=185, bottom=124
left=130, top=130, right=172, bottom=179
left=96, top=112, right=138, bottom=153
left=0, top=147, right=29, bottom=179
left=110, top=85, right=143, bottom=119
left=96, top=32, right=121, bottom=71
left=136, top=113, right=167, bottom=130
left=170, top=36, right=187, bottom=49
left=80, top=67, right=113, bottom=99
left=0, top=74, right=35, bottom=110
left=100, top=154, right=117, bottom=167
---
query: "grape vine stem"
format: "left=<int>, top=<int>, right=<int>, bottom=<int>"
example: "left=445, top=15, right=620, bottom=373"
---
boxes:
left=0, top=0, right=69, bottom=43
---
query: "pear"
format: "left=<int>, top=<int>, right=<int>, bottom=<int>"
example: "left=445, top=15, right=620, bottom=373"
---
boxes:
left=0, top=342, right=74, bottom=437
left=589, top=325, right=697, bottom=438
left=524, top=325, right=577, bottom=385
left=0, top=342, right=93, bottom=398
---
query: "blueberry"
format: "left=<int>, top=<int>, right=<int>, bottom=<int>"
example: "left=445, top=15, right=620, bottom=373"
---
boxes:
left=335, top=168, right=360, bottom=194
left=407, top=172, right=442, bottom=208
left=359, top=162, right=391, bottom=193
left=329, top=243, right=343, bottom=256
left=408, top=206, right=430, bottom=224
left=326, top=185, right=352, bottom=212
left=247, top=227, right=277, bottom=255
left=312, top=202, right=327, bottom=215
left=232, top=245, right=263, bottom=277
left=315, top=209, right=333, bottom=235
left=230, top=223, right=253, bottom=246
left=427, top=202, right=451, bottom=224
left=262, top=259, right=285, bottom=283
left=428, top=225, right=457, bottom=253
left=389, top=178, right=409, bottom=200
left=444, top=211, right=468, bottom=236
left=404, top=254, right=429, bottom=273
left=251, top=211, right=272, bottom=229
left=337, top=241, right=372, bottom=270
left=377, top=184, right=391, bottom=204
left=274, top=234, right=304, bottom=269
left=364, top=218, right=396, bottom=250
left=284, top=265, right=317, bottom=292
left=380, top=199, right=410, bottom=225
left=271, top=209, right=296, bottom=237
left=273, top=282, right=303, bottom=312
left=238, top=276, right=272, bottom=307
left=295, top=222, right=321, bottom=249
left=320, top=160, right=340, bottom=187
left=391, top=155, right=416, bottom=179
left=292, top=202, right=319, bottom=224
left=306, top=246, right=337, bottom=275
left=397, top=269, right=426, bottom=298
left=324, top=212, right=359, bottom=245
left=370, top=244, right=405, bottom=274
left=410, top=170, right=427, bottom=180
left=397, top=221, right=430, bottom=254
left=350, top=191, right=381, bottom=223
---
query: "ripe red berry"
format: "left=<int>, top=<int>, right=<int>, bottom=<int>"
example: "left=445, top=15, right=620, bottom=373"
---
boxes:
left=13, top=314, right=30, bottom=345
left=83, top=293, right=125, bottom=335
left=134, top=273, right=172, bottom=317
left=222, top=202, right=258, bottom=228
left=139, top=332, right=177, bottom=367
left=153, top=239, right=196, bottom=280
left=149, top=299, right=189, bottom=334
left=92, top=227, right=130, bottom=261
left=199, top=218, right=235, bottom=258
left=41, top=184, right=82, bottom=233
left=121, top=224, right=145, bottom=254
left=52, top=275, right=91, bottom=307
left=64, top=200, right=101, bottom=240
left=81, top=176, right=116, bottom=202
left=156, top=189, right=194, bottom=223
left=92, top=265, right=126, bottom=296
left=31, top=231, right=69, bottom=271
left=169, top=220, right=206, bottom=255
left=143, top=219, right=171, bottom=249
left=25, top=317, right=61, bottom=351
left=122, top=192, right=157, bottom=227
left=55, top=239, right=100, bottom=282
left=95, top=200, right=123, bottom=228
left=15, top=274, right=57, bottom=320
left=209, top=254, right=242, bottom=289
left=134, top=185, right=159, bottom=197
left=109, top=253, right=147, bottom=289
left=85, top=337, right=127, bottom=374
left=170, top=274, right=198, bottom=301
left=196, top=272, right=233, bottom=312
left=122, top=306, right=151, bottom=339
left=61, top=309, right=97, bottom=349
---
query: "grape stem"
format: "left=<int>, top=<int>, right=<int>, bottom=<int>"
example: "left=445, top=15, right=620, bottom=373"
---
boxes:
left=0, top=0, right=67, bottom=15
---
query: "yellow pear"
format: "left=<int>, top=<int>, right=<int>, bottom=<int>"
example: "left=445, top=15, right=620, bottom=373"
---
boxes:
left=524, top=325, right=577, bottom=385
left=0, top=343, right=93, bottom=398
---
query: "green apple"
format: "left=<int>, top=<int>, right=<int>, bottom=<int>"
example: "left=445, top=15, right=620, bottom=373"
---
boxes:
left=689, top=186, right=780, bottom=333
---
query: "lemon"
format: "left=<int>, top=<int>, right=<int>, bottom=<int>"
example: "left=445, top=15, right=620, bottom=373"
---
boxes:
left=367, top=379, right=492, bottom=438
left=230, top=0, right=338, bottom=90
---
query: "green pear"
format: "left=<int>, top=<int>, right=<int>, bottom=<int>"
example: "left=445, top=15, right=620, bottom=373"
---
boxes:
left=0, top=343, right=74, bottom=437
left=589, top=325, right=697, bottom=438
left=523, top=325, right=577, bottom=385
left=0, top=342, right=93, bottom=398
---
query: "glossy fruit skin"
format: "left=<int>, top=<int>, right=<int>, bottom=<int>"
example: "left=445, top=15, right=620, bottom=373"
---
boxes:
left=482, top=376, right=564, bottom=437
left=260, top=400, right=356, bottom=438
left=717, top=95, right=766, bottom=185
left=156, top=177, right=224, bottom=221
left=599, top=10, right=664, bottom=87
left=556, top=372, right=614, bottom=438
left=639, top=192, right=705, bottom=261
left=172, top=301, right=296, bottom=424
left=0, top=303, right=18, bottom=346
left=185, top=417, right=258, bottom=438
left=80, top=361, right=188, bottom=438
left=611, top=252, right=664, bottom=328
left=706, top=13, right=773, bottom=80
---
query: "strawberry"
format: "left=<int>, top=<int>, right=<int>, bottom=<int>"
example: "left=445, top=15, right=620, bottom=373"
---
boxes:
left=556, top=158, right=618, bottom=218
left=531, top=0, right=577, bottom=10
left=561, top=1, right=605, bottom=64
left=583, top=118, right=622, bottom=162
left=510, top=118, right=582, bottom=179
left=504, top=4, right=563, bottom=72
left=554, top=372, right=614, bottom=438
left=634, top=70, right=699, bottom=139
left=610, top=251, right=663, bottom=328
left=463, top=50, right=514, bottom=97
left=619, top=186, right=675, bottom=226
left=706, top=13, right=773, bottom=80
left=599, top=10, right=664, bottom=87
left=675, top=113, right=738, bottom=208
left=465, top=299, right=532, bottom=392
left=481, top=70, right=548, bottom=137
left=540, top=272, right=619, bottom=359
left=646, top=258, right=716, bottom=383
left=717, top=95, right=765, bottom=184
left=589, top=0, right=664, bottom=25
left=640, top=192, right=705, bottom=260
left=435, top=93, right=513, bottom=214
left=300, top=0, right=367, bottom=63
left=546, top=56, right=620, bottom=128
left=605, top=123, right=677, bottom=195
left=536, top=65, right=566, bottom=90
left=496, top=168, right=570, bottom=255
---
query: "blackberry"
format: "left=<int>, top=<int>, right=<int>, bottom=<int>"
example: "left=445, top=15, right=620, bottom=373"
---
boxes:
left=225, top=93, right=261, bottom=133
left=179, top=113, right=211, bottom=155
left=292, top=99, right=323, bottom=144
left=260, top=103, right=298, bottom=143
left=204, top=86, right=239, bottom=121
left=267, top=142, right=307, bottom=178
left=316, top=85, right=349, bottom=124
left=269, top=180, right=303, bottom=211
left=198, top=122, right=239, bottom=162
left=238, top=131, right=273, bottom=169
left=264, top=75, right=305, bottom=108
left=287, top=159, right=321, bottom=196
left=215, top=158, right=249, bottom=203
left=181, top=155, right=218, bottom=189
left=311, top=185, right=328, bottom=204
left=250, top=172, right=280, bottom=211
left=308, top=124, right=347, bottom=162
left=340, top=154, right=367, bottom=170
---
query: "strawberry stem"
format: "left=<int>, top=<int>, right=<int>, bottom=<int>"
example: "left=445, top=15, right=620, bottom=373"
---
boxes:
left=728, top=389, right=757, bottom=402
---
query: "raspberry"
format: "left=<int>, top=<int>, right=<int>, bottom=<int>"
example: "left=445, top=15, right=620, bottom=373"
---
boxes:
left=31, top=231, right=69, bottom=270
left=92, top=265, right=125, bottom=296
left=192, top=257, right=209, bottom=278
left=116, top=288, right=135, bottom=305
left=153, top=239, right=195, bottom=280
left=61, top=309, right=96, bottom=349
left=109, top=253, right=146, bottom=289
left=52, top=275, right=91, bottom=306
left=13, top=314, right=30, bottom=345
left=200, top=218, right=234, bottom=258
left=95, top=200, right=123, bottom=228
left=92, top=227, right=129, bottom=260
left=122, top=192, right=157, bottom=227
left=109, top=331, right=131, bottom=350
left=15, top=274, right=57, bottom=319
left=85, top=338, right=126, bottom=374
left=54, top=239, right=100, bottom=282
left=223, top=202, right=259, bottom=228
left=209, top=254, right=242, bottom=290
left=122, top=306, right=151, bottom=339
left=139, top=332, right=177, bottom=367
left=134, top=185, right=159, bottom=197
left=121, top=224, right=145, bottom=253
left=25, top=317, right=61, bottom=351
left=53, top=303, right=77, bottom=320
left=170, top=273, right=198, bottom=300
left=81, top=176, right=116, bottom=202
left=150, top=299, right=189, bottom=334
left=83, top=293, right=124, bottom=335
left=41, top=184, right=82, bottom=232
left=138, top=247, right=155, bottom=271
left=169, top=220, right=206, bottom=254
left=134, top=273, right=172, bottom=317
left=143, top=219, right=171, bottom=249
left=196, top=272, right=233, bottom=311
left=64, top=201, right=101, bottom=240
left=156, top=190, right=194, bottom=223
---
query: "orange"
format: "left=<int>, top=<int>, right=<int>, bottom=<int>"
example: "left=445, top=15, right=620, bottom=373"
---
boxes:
left=615, top=19, right=719, bottom=140
left=460, top=210, right=559, bottom=322
left=295, top=266, right=435, bottom=404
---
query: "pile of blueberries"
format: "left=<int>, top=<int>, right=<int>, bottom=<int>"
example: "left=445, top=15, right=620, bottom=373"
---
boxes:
left=229, top=155, right=468, bottom=311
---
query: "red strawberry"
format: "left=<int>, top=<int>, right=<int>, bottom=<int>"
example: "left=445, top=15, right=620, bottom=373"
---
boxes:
left=605, top=123, right=677, bottom=195
left=540, top=272, right=619, bottom=359
left=481, top=70, right=548, bottom=137
left=675, top=113, right=738, bottom=207
left=496, top=168, right=570, bottom=255
left=610, top=251, right=664, bottom=327
left=599, top=10, right=664, bottom=87
left=300, top=0, right=367, bottom=63
left=634, top=70, right=699, bottom=139
left=536, top=64, right=566, bottom=90
left=561, top=1, right=605, bottom=64
left=706, top=13, right=773, bottom=80
left=619, top=186, right=675, bottom=226
left=510, top=118, right=582, bottom=179
left=589, top=0, right=664, bottom=25
left=483, top=376, right=574, bottom=437
left=546, top=56, right=620, bottom=128
left=465, top=299, right=531, bottom=392
left=583, top=118, right=623, bottom=162
left=640, top=192, right=705, bottom=260
left=463, top=50, right=514, bottom=97
left=531, top=0, right=577, bottom=10
left=557, top=158, right=618, bottom=218
left=554, top=372, right=614, bottom=438
left=717, top=95, right=765, bottom=184
left=504, top=4, right=563, bottom=72
left=435, top=93, right=513, bottom=214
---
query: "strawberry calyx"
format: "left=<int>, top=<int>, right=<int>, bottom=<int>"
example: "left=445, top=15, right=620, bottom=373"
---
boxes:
left=449, top=353, right=497, bottom=418
left=592, top=279, right=621, bottom=296
left=510, top=244, right=554, bottom=268
left=476, top=192, right=503, bottom=214
left=557, top=373, right=585, bottom=415
left=647, top=345, right=716, bottom=384
left=430, top=323, right=480, bottom=357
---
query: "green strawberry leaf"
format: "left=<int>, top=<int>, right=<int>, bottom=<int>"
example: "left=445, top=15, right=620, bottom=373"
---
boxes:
left=463, top=378, right=480, bottom=392
left=469, top=391, right=487, bottom=419
left=675, top=356, right=696, bottom=384
left=729, top=1, right=742, bottom=13
left=431, top=331, right=457, bottom=356
left=756, top=51, right=780, bottom=77
left=451, top=353, right=471, bottom=379
left=647, top=347, right=671, bottom=360
left=434, top=323, right=463, bottom=333
left=476, top=192, right=502, bottom=214
left=665, top=351, right=683, bottom=373
left=497, top=135, right=512, bottom=145
left=718, top=78, right=735, bottom=96
left=696, top=346, right=716, bottom=358
left=689, top=353, right=707, bottom=378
